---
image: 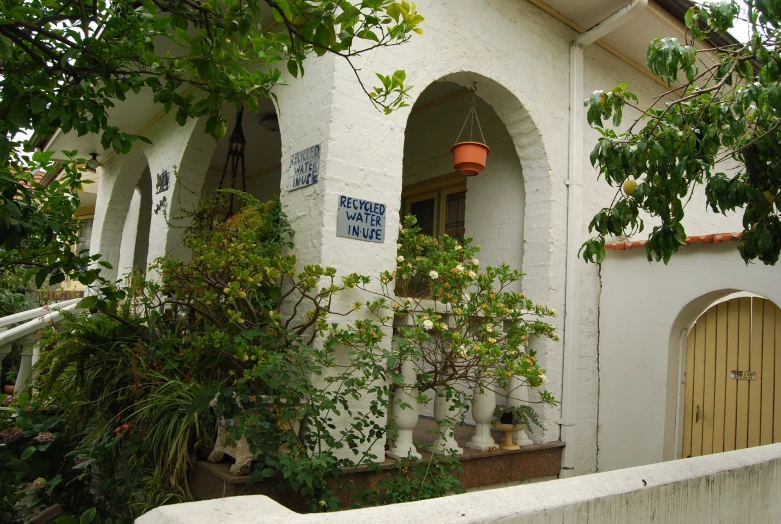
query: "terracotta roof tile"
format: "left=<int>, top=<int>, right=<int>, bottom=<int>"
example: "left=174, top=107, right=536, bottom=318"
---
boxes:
left=605, top=232, right=742, bottom=251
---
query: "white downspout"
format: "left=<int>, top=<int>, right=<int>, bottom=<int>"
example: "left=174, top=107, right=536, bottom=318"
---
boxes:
left=561, top=0, right=648, bottom=478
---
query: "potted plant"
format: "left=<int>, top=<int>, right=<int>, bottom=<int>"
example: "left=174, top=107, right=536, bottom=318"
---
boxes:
left=492, top=404, right=541, bottom=451
left=451, top=86, right=489, bottom=176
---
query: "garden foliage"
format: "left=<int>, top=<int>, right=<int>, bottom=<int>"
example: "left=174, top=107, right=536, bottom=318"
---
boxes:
left=1, top=191, right=557, bottom=521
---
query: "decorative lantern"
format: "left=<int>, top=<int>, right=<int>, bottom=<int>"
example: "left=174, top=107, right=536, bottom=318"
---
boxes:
left=218, top=105, right=247, bottom=217
left=451, top=84, right=489, bottom=176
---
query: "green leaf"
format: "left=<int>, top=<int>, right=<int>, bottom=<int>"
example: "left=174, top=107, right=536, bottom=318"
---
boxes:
left=21, top=446, right=37, bottom=460
left=767, top=84, right=781, bottom=111
left=80, top=508, right=97, bottom=524
left=77, top=296, right=98, bottom=310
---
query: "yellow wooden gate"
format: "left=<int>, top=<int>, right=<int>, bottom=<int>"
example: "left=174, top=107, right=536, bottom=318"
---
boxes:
left=682, top=297, right=781, bottom=458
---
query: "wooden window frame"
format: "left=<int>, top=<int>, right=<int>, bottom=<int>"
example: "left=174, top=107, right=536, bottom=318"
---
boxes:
left=401, top=173, right=466, bottom=237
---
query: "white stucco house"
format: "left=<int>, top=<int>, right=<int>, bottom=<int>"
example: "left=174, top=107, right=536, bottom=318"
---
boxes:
left=39, top=0, right=781, bottom=486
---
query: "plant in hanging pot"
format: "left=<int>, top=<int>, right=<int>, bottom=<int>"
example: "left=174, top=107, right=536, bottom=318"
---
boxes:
left=452, top=86, right=490, bottom=176
left=491, top=404, right=541, bottom=451
left=451, top=142, right=490, bottom=176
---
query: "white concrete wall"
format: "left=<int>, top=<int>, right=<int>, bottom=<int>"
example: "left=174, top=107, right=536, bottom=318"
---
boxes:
left=331, top=0, right=573, bottom=447
left=598, top=242, right=781, bottom=472
left=137, top=443, right=781, bottom=524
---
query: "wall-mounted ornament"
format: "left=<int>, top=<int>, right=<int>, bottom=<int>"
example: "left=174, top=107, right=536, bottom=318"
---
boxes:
left=154, top=196, right=168, bottom=215
left=451, top=83, right=490, bottom=176
left=155, top=169, right=170, bottom=194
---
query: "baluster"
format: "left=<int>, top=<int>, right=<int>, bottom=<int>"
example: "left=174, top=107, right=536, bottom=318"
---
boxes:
left=466, top=377, right=496, bottom=450
left=507, top=375, right=534, bottom=446
left=432, top=385, right=464, bottom=455
left=387, top=359, right=421, bottom=460
left=14, top=334, right=39, bottom=393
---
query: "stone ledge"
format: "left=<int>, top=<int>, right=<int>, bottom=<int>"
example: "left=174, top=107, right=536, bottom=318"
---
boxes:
left=190, top=418, right=562, bottom=510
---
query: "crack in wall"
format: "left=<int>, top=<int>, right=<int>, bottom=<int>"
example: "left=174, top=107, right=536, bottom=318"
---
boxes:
left=595, top=261, right=603, bottom=473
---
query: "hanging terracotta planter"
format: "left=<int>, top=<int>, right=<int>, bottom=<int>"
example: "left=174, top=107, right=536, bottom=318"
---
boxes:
left=451, top=141, right=490, bottom=176
left=452, top=84, right=489, bottom=176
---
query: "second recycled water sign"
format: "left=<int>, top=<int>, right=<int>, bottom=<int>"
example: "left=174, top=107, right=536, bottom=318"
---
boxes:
left=288, top=144, right=320, bottom=190
left=336, top=195, right=386, bottom=243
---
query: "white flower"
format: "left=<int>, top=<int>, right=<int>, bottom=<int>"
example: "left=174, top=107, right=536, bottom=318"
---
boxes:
left=399, top=224, right=404, bottom=232
left=472, top=258, right=479, bottom=266
left=441, top=322, right=448, bottom=330
left=397, top=256, right=404, bottom=262
left=549, top=308, right=557, bottom=316
left=459, top=344, right=466, bottom=352
left=429, top=270, right=439, bottom=279
left=456, top=264, right=464, bottom=271
left=539, top=373, right=549, bottom=384
left=467, top=270, right=477, bottom=278
left=486, top=324, right=493, bottom=332
left=422, top=319, right=434, bottom=330
left=488, top=337, right=496, bottom=343
left=397, top=243, right=402, bottom=249
left=455, top=244, right=462, bottom=251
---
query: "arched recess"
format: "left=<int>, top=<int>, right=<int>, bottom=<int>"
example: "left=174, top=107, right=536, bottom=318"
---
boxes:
left=202, top=98, right=283, bottom=202
left=398, top=71, right=554, bottom=434
left=668, top=288, right=781, bottom=461
left=153, top=100, right=283, bottom=262
left=90, top=146, right=152, bottom=283
left=400, top=71, right=552, bottom=304
left=116, top=170, right=153, bottom=281
left=402, top=81, right=525, bottom=278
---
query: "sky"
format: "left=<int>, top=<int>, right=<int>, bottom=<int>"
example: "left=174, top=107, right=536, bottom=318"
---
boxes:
left=694, top=0, right=751, bottom=43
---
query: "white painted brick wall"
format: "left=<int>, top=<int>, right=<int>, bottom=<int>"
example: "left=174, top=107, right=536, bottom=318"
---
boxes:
left=90, top=0, right=758, bottom=477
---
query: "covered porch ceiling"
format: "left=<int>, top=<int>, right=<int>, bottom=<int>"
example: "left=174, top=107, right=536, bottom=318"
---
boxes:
left=44, top=0, right=705, bottom=161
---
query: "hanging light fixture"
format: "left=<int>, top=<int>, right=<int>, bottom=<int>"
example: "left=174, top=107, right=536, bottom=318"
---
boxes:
left=86, top=153, right=100, bottom=173
left=218, top=106, right=247, bottom=217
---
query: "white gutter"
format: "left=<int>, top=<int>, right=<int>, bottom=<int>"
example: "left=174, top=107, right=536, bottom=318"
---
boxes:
left=561, top=0, right=648, bottom=478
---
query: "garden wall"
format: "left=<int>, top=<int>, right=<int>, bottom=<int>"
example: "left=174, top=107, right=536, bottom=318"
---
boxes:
left=137, top=443, right=781, bottom=523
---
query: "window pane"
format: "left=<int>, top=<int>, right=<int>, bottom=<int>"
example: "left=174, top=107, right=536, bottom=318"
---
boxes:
left=444, top=191, right=466, bottom=239
left=408, top=197, right=436, bottom=236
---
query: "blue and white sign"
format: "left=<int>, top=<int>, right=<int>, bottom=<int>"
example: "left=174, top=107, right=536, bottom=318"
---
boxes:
left=288, top=144, right=320, bottom=190
left=336, top=195, right=386, bottom=243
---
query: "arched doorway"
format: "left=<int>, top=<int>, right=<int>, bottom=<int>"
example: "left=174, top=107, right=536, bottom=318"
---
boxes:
left=682, top=295, right=781, bottom=457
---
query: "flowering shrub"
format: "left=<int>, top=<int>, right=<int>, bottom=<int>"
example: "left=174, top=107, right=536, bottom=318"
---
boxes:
left=369, top=215, right=558, bottom=415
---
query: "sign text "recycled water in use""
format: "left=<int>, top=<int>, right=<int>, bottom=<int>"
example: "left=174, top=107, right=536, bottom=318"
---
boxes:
left=336, top=195, right=386, bottom=243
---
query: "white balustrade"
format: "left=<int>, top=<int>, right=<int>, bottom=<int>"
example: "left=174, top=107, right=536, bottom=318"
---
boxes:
left=431, top=385, right=464, bottom=455
left=385, top=309, right=539, bottom=461
left=507, top=375, right=534, bottom=447
left=0, top=301, right=80, bottom=394
left=387, top=359, right=422, bottom=459
left=466, top=378, right=496, bottom=451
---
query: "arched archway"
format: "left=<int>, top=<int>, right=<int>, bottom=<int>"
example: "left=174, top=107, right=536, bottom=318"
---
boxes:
left=674, top=293, right=781, bottom=459
left=400, top=71, right=552, bottom=303
left=90, top=146, right=152, bottom=283
left=399, top=72, right=556, bottom=436
left=665, top=288, right=781, bottom=459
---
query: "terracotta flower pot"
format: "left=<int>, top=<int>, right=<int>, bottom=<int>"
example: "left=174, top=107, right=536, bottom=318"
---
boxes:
left=451, top=141, right=490, bottom=176
left=3, top=385, right=13, bottom=395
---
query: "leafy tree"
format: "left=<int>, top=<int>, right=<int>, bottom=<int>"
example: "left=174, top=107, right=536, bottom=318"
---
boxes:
left=581, top=0, right=781, bottom=265
left=0, top=0, right=423, bottom=284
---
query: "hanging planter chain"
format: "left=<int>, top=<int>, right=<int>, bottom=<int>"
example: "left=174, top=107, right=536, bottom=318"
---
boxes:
left=454, top=84, right=486, bottom=145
